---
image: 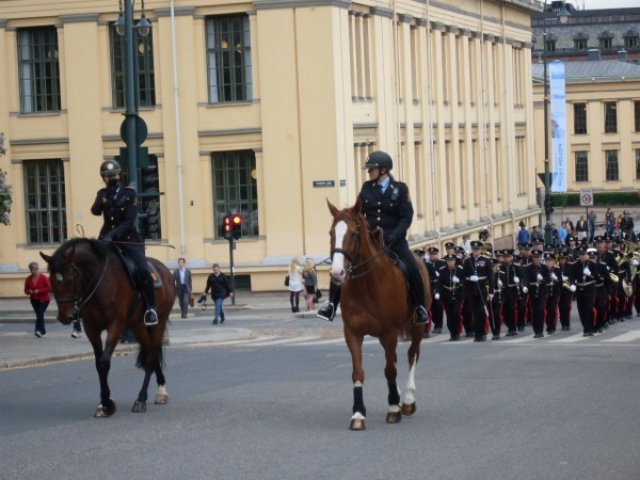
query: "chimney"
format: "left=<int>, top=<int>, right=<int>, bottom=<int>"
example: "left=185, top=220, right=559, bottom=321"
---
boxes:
left=618, top=49, right=628, bottom=61
left=587, top=48, right=601, bottom=61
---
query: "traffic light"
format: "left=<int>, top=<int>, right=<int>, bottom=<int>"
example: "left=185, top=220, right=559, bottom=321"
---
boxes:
left=231, top=214, right=242, bottom=240
left=223, top=215, right=233, bottom=241
left=140, top=165, right=159, bottom=194
left=544, top=194, right=554, bottom=217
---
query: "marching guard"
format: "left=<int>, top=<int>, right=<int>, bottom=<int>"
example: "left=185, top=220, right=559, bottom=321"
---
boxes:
left=557, top=249, right=576, bottom=331
left=501, top=249, right=523, bottom=336
left=437, top=254, right=466, bottom=340
left=522, top=249, right=550, bottom=338
left=544, top=253, right=562, bottom=335
left=426, top=247, right=444, bottom=334
left=572, top=246, right=598, bottom=336
left=462, top=241, right=494, bottom=342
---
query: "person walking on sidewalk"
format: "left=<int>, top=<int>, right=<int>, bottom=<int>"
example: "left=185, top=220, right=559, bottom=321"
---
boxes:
left=173, top=257, right=193, bottom=318
left=301, top=257, right=318, bottom=311
left=204, top=263, right=234, bottom=324
left=24, top=261, right=51, bottom=338
left=287, top=257, right=304, bottom=313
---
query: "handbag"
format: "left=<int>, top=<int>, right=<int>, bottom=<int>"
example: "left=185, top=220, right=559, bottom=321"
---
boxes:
left=284, top=275, right=290, bottom=287
left=189, top=295, right=195, bottom=307
left=315, top=288, right=322, bottom=300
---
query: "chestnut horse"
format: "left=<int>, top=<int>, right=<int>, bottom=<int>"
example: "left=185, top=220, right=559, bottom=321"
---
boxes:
left=41, top=238, right=176, bottom=417
left=327, top=199, right=431, bottom=430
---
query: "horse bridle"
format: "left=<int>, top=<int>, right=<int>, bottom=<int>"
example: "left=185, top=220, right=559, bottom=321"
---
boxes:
left=53, top=256, right=110, bottom=320
left=331, top=226, right=391, bottom=280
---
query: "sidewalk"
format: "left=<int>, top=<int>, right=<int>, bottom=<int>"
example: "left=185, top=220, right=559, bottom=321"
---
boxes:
left=0, top=291, right=316, bottom=370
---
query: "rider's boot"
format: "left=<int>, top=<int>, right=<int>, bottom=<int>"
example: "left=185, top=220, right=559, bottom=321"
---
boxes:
left=142, top=272, right=158, bottom=326
left=317, top=282, right=341, bottom=321
left=414, top=305, right=430, bottom=325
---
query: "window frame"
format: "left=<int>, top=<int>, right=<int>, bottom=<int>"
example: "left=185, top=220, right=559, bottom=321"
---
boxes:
left=17, top=26, right=61, bottom=113
left=605, top=150, right=619, bottom=182
left=575, top=151, right=589, bottom=182
left=604, top=102, right=617, bottom=134
left=23, top=159, right=67, bottom=244
left=573, top=103, right=587, bottom=135
left=205, top=14, right=253, bottom=104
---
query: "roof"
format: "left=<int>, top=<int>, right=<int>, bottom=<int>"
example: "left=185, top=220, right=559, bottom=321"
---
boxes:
left=532, top=59, right=640, bottom=83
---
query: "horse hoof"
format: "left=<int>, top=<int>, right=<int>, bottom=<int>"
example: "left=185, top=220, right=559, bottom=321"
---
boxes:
left=386, top=410, right=402, bottom=424
left=349, top=412, right=366, bottom=431
left=131, top=400, right=147, bottom=413
left=94, top=400, right=117, bottom=417
left=401, top=402, right=417, bottom=416
left=154, top=393, right=169, bottom=405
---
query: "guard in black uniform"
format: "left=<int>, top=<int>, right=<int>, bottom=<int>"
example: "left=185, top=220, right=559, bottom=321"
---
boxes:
left=317, top=151, right=429, bottom=324
left=557, top=249, right=576, bottom=331
left=517, top=243, right=533, bottom=331
left=437, top=254, right=465, bottom=340
left=522, top=249, right=549, bottom=338
left=500, top=249, right=522, bottom=336
left=462, top=240, right=494, bottom=341
left=490, top=255, right=505, bottom=340
left=425, top=247, right=444, bottom=334
left=91, top=160, right=158, bottom=326
left=572, top=246, right=597, bottom=336
left=544, top=253, right=562, bottom=335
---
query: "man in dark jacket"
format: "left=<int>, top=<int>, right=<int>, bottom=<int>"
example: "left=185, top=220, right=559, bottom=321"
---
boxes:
left=204, top=263, right=234, bottom=324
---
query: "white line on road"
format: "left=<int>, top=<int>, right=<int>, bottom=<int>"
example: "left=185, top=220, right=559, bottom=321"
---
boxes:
left=550, top=332, right=589, bottom=343
left=602, top=331, right=640, bottom=343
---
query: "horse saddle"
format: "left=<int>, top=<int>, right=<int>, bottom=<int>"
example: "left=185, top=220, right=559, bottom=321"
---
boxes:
left=111, top=246, right=162, bottom=290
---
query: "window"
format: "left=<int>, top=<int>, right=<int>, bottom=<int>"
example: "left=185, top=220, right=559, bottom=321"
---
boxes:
left=23, top=159, right=66, bottom=244
left=599, top=37, right=613, bottom=50
left=574, top=39, right=587, bottom=50
left=212, top=150, right=258, bottom=238
left=574, top=103, right=587, bottom=134
left=625, top=36, right=638, bottom=50
left=575, top=151, right=589, bottom=182
left=636, top=150, right=640, bottom=180
left=635, top=101, right=640, bottom=132
left=604, top=102, right=617, bottom=133
left=17, top=27, right=61, bottom=113
left=605, top=150, right=619, bottom=181
left=109, top=25, right=156, bottom=109
left=206, top=14, right=252, bottom=103
left=545, top=40, right=556, bottom=52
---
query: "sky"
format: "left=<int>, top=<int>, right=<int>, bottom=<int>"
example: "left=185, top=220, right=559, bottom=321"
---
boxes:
left=573, top=0, right=639, bottom=9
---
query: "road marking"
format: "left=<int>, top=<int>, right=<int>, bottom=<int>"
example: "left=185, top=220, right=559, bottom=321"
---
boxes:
left=249, top=335, right=322, bottom=346
left=549, top=332, right=589, bottom=343
left=294, top=337, right=344, bottom=346
left=426, top=334, right=451, bottom=343
left=502, top=335, right=535, bottom=343
left=602, top=331, right=640, bottom=343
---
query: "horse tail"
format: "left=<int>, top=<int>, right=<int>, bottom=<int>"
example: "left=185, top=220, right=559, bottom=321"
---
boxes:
left=136, top=343, right=165, bottom=370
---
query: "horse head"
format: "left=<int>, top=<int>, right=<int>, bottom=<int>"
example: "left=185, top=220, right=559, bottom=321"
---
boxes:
left=40, top=239, right=108, bottom=324
left=326, top=197, right=373, bottom=285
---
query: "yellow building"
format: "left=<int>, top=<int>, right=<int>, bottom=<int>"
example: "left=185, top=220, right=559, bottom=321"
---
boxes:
left=533, top=57, right=640, bottom=194
left=0, top=0, right=541, bottom=296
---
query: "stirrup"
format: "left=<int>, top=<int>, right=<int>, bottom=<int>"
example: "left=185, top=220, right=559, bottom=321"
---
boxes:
left=316, top=303, right=335, bottom=322
left=144, top=308, right=159, bottom=326
left=414, top=305, right=429, bottom=325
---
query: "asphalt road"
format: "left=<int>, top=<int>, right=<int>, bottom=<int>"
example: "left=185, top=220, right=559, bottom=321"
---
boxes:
left=2, top=320, right=640, bottom=480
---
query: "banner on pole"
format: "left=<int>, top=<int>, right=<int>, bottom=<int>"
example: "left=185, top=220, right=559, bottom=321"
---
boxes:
left=549, top=61, right=567, bottom=193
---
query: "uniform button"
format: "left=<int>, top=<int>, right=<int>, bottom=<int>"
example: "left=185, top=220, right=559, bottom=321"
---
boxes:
left=378, top=202, right=381, bottom=205
left=377, top=209, right=381, bottom=213
left=377, top=217, right=381, bottom=221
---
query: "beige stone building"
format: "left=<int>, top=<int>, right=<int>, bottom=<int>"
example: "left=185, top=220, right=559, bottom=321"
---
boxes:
left=0, top=0, right=541, bottom=296
left=532, top=58, right=640, bottom=195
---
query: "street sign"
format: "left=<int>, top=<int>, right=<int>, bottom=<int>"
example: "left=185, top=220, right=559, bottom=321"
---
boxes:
left=580, top=188, right=593, bottom=207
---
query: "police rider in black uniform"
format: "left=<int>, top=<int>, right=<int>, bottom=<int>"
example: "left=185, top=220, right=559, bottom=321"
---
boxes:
left=91, top=160, right=158, bottom=326
left=317, top=151, right=430, bottom=325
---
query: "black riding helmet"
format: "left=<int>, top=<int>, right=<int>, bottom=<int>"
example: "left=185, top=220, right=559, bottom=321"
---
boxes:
left=100, top=159, right=121, bottom=177
left=363, top=151, right=393, bottom=171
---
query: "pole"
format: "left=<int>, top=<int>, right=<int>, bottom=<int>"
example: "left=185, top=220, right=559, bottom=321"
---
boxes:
left=123, top=0, right=138, bottom=191
left=228, top=240, right=236, bottom=306
left=542, top=6, right=553, bottom=246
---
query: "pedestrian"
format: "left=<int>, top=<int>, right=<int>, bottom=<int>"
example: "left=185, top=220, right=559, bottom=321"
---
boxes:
left=564, top=216, right=575, bottom=237
left=587, top=209, right=597, bottom=242
left=173, top=257, right=193, bottom=318
left=517, top=222, right=530, bottom=246
left=288, top=257, right=304, bottom=313
left=24, top=261, right=51, bottom=338
left=204, top=263, right=234, bottom=324
left=530, top=225, right=544, bottom=244
left=558, top=221, right=568, bottom=247
left=301, top=257, right=318, bottom=311
left=575, top=215, right=588, bottom=241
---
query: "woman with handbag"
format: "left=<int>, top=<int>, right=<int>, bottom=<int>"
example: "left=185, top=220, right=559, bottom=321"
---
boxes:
left=302, top=257, right=318, bottom=311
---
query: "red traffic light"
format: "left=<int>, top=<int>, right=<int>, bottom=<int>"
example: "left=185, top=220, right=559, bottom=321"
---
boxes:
left=232, top=214, right=242, bottom=225
left=231, top=214, right=242, bottom=240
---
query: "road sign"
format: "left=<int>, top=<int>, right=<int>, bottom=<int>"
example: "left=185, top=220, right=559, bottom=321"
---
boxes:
left=580, top=188, right=593, bottom=207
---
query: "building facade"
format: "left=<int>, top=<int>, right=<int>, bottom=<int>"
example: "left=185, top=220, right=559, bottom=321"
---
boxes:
left=0, top=0, right=541, bottom=296
left=532, top=58, right=640, bottom=195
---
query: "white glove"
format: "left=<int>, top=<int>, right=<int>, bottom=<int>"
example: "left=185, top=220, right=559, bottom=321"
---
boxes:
left=551, top=273, right=558, bottom=282
left=570, top=285, right=576, bottom=293
left=497, top=279, right=503, bottom=288
left=452, top=275, right=460, bottom=284
left=632, top=259, right=639, bottom=267
left=514, top=276, right=520, bottom=284
left=487, top=293, right=494, bottom=301
left=469, top=275, right=479, bottom=282
left=522, top=286, right=529, bottom=294
left=583, top=267, right=591, bottom=277
left=434, top=293, right=441, bottom=300
left=562, top=275, right=568, bottom=282
left=536, top=273, right=544, bottom=282
left=435, top=271, right=440, bottom=278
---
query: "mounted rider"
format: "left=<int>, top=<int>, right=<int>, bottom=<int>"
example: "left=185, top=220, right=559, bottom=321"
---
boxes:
left=91, top=160, right=158, bottom=326
left=317, top=150, right=430, bottom=325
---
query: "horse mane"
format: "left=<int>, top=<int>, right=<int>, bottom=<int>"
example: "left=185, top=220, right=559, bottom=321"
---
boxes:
left=49, top=238, right=109, bottom=272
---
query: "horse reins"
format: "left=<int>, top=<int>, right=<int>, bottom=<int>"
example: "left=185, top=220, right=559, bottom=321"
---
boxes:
left=331, top=229, right=392, bottom=280
left=54, top=256, right=110, bottom=319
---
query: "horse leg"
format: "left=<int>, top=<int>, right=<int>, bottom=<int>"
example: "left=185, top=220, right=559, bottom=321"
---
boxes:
left=89, top=329, right=118, bottom=417
left=154, top=361, right=169, bottom=405
left=401, top=325, right=423, bottom=416
left=380, top=334, right=402, bottom=424
left=131, top=324, right=167, bottom=412
left=344, top=329, right=366, bottom=431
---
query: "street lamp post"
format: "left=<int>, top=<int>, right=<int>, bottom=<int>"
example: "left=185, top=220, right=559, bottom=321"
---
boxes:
left=115, top=0, right=151, bottom=192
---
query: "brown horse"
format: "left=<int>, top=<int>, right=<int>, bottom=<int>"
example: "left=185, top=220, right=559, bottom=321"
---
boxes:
left=40, top=238, right=176, bottom=417
left=327, top=199, right=431, bottom=430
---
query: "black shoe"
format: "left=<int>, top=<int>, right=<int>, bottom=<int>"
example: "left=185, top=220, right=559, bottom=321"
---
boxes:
left=465, top=332, right=475, bottom=338
left=506, top=330, right=517, bottom=337
left=533, top=333, right=544, bottom=339
left=316, top=303, right=335, bottom=322
left=517, top=326, right=525, bottom=331
left=449, top=335, right=460, bottom=341
left=432, top=327, right=442, bottom=335
left=492, top=335, right=501, bottom=340
left=212, top=319, right=218, bottom=325
left=474, top=335, right=487, bottom=342
left=414, top=305, right=429, bottom=325
left=144, top=308, right=158, bottom=326
left=561, top=325, right=570, bottom=331
left=546, top=329, right=556, bottom=335
left=583, top=331, right=594, bottom=337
